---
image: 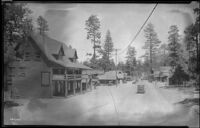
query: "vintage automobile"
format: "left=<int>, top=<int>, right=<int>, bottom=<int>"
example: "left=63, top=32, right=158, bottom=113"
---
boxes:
left=137, top=85, right=145, bottom=94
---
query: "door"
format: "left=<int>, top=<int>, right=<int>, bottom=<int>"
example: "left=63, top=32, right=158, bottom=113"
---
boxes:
left=67, top=81, right=74, bottom=95
left=53, top=80, right=65, bottom=96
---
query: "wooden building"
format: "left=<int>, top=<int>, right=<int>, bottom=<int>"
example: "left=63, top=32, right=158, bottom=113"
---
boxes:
left=153, top=66, right=172, bottom=85
left=97, top=70, right=125, bottom=85
left=7, top=32, right=92, bottom=98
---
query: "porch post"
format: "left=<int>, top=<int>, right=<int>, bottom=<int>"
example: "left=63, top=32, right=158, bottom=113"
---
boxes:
left=65, top=69, right=68, bottom=97
left=73, top=81, right=75, bottom=95
left=86, top=78, right=88, bottom=91
left=50, top=67, right=53, bottom=98
left=80, top=80, right=82, bottom=94
left=65, top=81, right=68, bottom=97
left=167, top=77, right=169, bottom=86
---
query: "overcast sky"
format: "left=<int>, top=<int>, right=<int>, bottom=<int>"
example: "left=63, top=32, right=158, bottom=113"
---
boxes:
left=27, top=2, right=199, bottom=63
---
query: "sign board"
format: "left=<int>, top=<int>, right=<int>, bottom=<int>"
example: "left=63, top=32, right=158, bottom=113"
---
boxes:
left=52, top=74, right=65, bottom=80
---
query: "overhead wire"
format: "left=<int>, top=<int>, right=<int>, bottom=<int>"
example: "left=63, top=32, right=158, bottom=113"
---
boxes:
left=118, top=3, right=158, bottom=55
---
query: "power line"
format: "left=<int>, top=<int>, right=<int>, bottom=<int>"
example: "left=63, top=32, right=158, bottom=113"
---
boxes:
left=119, top=3, right=158, bottom=55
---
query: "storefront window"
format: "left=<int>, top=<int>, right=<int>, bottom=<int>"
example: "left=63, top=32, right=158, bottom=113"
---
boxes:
left=67, top=69, right=73, bottom=74
left=53, top=68, right=65, bottom=75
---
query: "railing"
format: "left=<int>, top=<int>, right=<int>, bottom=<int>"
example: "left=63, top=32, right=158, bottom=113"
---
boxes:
left=53, top=74, right=85, bottom=80
left=67, top=74, right=82, bottom=79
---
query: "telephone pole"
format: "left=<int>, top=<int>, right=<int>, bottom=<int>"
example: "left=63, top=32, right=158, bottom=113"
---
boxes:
left=114, top=48, right=120, bottom=87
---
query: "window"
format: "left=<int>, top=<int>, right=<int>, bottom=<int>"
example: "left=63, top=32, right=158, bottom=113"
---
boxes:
left=19, top=67, right=26, bottom=77
left=69, top=58, right=73, bottom=62
left=19, top=73, right=25, bottom=77
left=8, top=67, right=16, bottom=77
left=35, top=52, right=41, bottom=61
left=75, top=70, right=79, bottom=74
left=67, top=69, right=73, bottom=74
left=41, top=72, right=50, bottom=87
left=53, top=68, right=65, bottom=75
left=25, top=52, right=31, bottom=61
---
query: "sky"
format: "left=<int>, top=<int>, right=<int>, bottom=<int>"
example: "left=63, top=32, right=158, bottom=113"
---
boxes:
left=27, top=2, right=199, bottom=64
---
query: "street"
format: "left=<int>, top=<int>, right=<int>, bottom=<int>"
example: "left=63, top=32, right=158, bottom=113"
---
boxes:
left=4, top=80, right=199, bottom=126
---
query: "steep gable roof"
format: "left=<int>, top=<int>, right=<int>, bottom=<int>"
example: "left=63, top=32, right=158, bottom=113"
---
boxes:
left=29, top=32, right=91, bottom=70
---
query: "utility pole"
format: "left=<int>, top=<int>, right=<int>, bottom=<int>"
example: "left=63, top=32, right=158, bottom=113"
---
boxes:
left=114, top=49, right=120, bottom=87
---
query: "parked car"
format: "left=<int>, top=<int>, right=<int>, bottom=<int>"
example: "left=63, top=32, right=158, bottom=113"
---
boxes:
left=137, top=85, right=145, bottom=94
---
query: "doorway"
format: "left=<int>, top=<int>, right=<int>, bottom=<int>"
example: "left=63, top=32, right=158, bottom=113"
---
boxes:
left=53, top=80, right=65, bottom=96
left=67, top=81, right=74, bottom=95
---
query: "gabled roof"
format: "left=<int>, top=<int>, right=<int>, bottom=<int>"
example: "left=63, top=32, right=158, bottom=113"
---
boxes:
left=62, top=44, right=77, bottom=59
left=29, top=32, right=91, bottom=70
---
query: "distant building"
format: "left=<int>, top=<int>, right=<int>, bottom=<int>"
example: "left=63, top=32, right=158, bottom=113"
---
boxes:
left=7, top=32, right=91, bottom=98
left=153, top=66, right=172, bottom=85
left=82, top=69, right=104, bottom=79
left=97, top=70, right=125, bottom=85
left=82, top=69, right=104, bottom=88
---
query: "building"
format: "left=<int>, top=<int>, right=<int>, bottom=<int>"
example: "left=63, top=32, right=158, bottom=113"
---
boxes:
left=153, top=66, right=172, bottom=85
left=97, top=70, right=125, bottom=85
left=82, top=70, right=104, bottom=79
left=82, top=69, right=104, bottom=87
left=7, top=32, right=92, bottom=98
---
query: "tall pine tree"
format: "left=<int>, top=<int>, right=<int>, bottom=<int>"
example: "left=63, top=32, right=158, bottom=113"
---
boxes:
left=37, top=16, right=49, bottom=35
left=85, top=15, right=101, bottom=60
left=142, top=23, right=161, bottom=73
left=126, top=46, right=137, bottom=76
left=99, top=30, right=114, bottom=71
left=168, top=25, right=181, bottom=71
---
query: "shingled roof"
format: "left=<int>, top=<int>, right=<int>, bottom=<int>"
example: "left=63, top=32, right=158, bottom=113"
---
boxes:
left=29, top=32, right=91, bottom=70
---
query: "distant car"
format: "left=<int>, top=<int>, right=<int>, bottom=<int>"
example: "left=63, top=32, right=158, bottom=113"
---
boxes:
left=137, top=85, right=145, bottom=94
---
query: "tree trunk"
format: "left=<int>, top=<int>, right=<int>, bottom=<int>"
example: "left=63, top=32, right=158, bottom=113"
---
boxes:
left=93, top=35, right=96, bottom=59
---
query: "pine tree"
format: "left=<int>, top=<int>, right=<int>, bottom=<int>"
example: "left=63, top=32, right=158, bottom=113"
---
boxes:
left=98, top=30, right=114, bottom=71
left=37, top=16, right=49, bottom=35
left=103, top=30, right=114, bottom=61
left=168, top=25, right=181, bottom=71
left=142, top=23, right=161, bottom=74
left=85, top=15, right=101, bottom=60
left=126, top=46, right=137, bottom=76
